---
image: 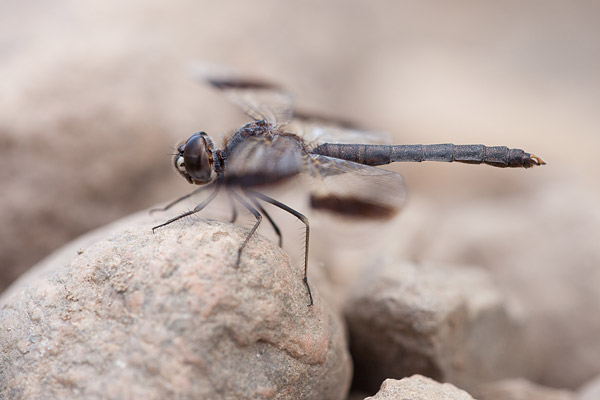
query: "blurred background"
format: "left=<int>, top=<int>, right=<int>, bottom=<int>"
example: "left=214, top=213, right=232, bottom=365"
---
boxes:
left=1, top=0, right=599, bottom=391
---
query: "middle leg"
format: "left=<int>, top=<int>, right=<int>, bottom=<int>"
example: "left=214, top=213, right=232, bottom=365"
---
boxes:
left=229, top=189, right=262, bottom=268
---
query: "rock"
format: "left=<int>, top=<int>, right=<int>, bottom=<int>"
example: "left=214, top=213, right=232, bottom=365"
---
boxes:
left=0, top=47, right=180, bottom=292
left=474, top=379, right=575, bottom=400
left=364, top=375, right=474, bottom=400
left=346, top=261, right=524, bottom=393
left=579, top=375, right=600, bottom=400
left=0, top=216, right=351, bottom=399
left=396, top=178, right=600, bottom=388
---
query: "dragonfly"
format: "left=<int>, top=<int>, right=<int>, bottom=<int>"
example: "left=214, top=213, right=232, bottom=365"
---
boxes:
left=153, top=76, right=545, bottom=306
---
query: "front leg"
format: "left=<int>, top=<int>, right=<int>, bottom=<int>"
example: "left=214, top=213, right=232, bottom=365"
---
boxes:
left=152, top=182, right=221, bottom=232
left=150, top=183, right=216, bottom=214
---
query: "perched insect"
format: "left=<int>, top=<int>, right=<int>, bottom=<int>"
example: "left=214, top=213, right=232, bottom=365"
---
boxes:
left=153, top=76, right=545, bottom=305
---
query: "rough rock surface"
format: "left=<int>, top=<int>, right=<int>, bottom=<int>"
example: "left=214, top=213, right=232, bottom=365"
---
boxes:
left=475, top=379, right=576, bottom=400
left=346, top=261, right=524, bottom=393
left=364, top=375, right=474, bottom=400
left=0, top=217, right=351, bottom=399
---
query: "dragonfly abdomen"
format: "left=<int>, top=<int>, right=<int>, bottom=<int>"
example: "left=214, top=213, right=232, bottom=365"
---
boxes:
left=312, top=143, right=545, bottom=168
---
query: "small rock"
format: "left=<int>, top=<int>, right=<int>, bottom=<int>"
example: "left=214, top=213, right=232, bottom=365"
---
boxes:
left=365, top=375, right=475, bottom=400
left=346, top=261, right=524, bottom=393
left=475, top=378, right=576, bottom=400
left=0, top=218, right=351, bottom=399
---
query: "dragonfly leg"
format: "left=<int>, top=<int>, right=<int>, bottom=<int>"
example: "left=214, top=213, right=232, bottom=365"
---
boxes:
left=227, top=190, right=239, bottom=223
left=152, top=182, right=221, bottom=232
left=150, top=183, right=214, bottom=214
left=229, top=190, right=262, bottom=268
left=246, top=190, right=313, bottom=306
left=247, top=195, right=283, bottom=247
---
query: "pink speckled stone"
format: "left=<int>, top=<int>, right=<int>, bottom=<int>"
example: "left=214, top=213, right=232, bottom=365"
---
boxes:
left=0, top=216, right=351, bottom=399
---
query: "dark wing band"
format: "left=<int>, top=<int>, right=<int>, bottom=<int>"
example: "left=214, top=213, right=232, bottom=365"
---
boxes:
left=307, top=154, right=406, bottom=219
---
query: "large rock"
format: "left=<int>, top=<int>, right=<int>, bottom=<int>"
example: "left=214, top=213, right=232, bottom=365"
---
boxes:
left=365, top=375, right=474, bottom=400
left=346, top=261, right=524, bottom=393
left=0, top=216, right=351, bottom=399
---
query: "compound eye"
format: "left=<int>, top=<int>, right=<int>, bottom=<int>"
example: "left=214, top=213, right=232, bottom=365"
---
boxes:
left=175, top=155, right=186, bottom=173
left=183, top=133, right=213, bottom=183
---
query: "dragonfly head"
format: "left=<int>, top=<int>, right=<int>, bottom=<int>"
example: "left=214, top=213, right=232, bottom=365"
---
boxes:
left=174, top=132, right=215, bottom=185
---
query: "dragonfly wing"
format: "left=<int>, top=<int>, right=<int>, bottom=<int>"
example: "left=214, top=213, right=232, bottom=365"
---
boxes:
left=287, top=112, right=391, bottom=149
left=307, top=154, right=407, bottom=219
left=191, top=66, right=294, bottom=125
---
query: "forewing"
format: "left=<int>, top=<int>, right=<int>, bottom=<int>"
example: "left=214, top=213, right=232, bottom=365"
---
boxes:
left=224, top=135, right=307, bottom=187
left=287, top=113, right=391, bottom=149
left=307, top=154, right=406, bottom=220
left=190, top=66, right=294, bottom=125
